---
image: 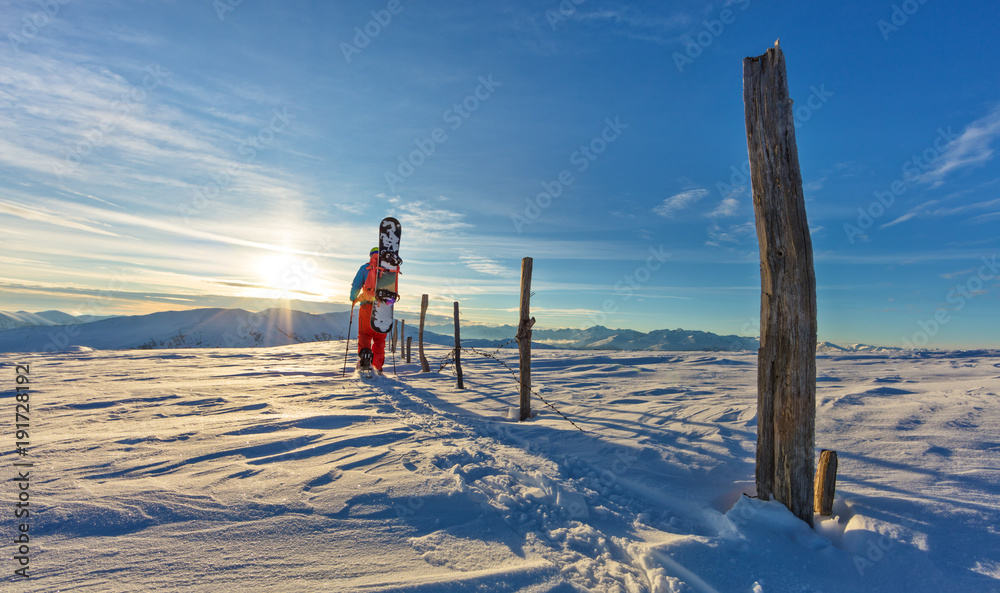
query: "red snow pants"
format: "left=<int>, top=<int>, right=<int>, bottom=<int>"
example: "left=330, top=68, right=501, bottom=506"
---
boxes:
left=357, top=303, right=386, bottom=370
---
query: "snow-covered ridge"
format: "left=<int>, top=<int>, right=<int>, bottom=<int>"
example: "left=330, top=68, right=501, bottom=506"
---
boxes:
left=0, top=307, right=496, bottom=354
left=425, top=323, right=762, bottom=351
left=0, top=308, right=352, bottom=353
left=0, top=310, right=113, bottom=329
left=817, top=341, right=902, bottom=353
left=0, top=307, right=912, bottom=354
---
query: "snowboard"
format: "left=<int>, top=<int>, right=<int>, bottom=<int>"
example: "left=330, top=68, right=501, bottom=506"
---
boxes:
left=370, top=217, right=401, bottom=334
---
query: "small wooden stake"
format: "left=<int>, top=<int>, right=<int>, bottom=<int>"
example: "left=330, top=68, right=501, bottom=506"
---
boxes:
left=399, top=320, right=405, bottom=359
left=406, top=336, right=412, bottom=363
left=517, top=257, right=534, bottom=421
left=453, top=301, right=464, bottom=389
left=418, top=294, right=430, bottom=373
left=814, top=450, right=838, bottom=516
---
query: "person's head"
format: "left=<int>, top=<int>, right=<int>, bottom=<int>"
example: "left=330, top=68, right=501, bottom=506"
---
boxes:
left=369, top=247, right=379, bottom=259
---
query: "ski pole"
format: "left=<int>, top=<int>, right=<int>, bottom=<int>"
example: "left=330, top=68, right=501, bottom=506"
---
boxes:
left=342, top=302, right=356, bottom=377
left=391, top=330, right=397, bottom=376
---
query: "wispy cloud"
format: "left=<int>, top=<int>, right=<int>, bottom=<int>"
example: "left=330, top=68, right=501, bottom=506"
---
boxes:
left=708, top=196, right=740, bottom=218
left=376, top=193, right=402, bottom=205
left=460, top=252, right=515, bottom=277
left=970, top=211, right=1000, bottom=224
left=920, top=104, right=1000, bottom=187
left=706, top=221, right=755, bottom=247
left=0, top=49, right=311, bottom=219
left=880, top=210, right=924, bottom=229
left=395, top=201, right=472, bottom=235
left=0, top=198, right=121, bottom=237
left=573, top=7, right=692, bottom=43
left=654, top=189, right=707, bottom=217
left=881, top=197, right=1000, bottom=228
left=802, top=177, right=826, bottom=193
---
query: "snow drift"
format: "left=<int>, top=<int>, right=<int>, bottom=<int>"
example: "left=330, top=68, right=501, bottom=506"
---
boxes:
left=4, top=343, right=999, bottom=592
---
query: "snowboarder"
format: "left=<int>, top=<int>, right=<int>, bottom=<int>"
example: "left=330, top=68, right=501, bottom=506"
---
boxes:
left=350, top=247, right=388, bottom=374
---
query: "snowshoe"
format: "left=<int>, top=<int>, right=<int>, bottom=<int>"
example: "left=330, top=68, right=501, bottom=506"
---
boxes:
left=357, top=348, right=375, bottom=378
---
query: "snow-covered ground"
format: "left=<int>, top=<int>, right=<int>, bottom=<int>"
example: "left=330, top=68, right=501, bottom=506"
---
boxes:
left=5, top=344, right=999, bottom=592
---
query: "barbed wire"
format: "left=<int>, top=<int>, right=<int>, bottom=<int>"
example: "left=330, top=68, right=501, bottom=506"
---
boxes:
left=438, top=341, right=587, bottom=433
left=437, top=338, right=516, bottom=371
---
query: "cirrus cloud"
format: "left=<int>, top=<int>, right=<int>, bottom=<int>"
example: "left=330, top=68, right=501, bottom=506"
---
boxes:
left=654, top=188, right=707, bottom=218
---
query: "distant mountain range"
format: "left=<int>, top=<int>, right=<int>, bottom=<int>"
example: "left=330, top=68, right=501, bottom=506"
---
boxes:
left=0, top=310, right=116, bottom=330
left=0, top=307, right=890, bottom=354
left=425, top=322, right=762, bottom=352
left=816, top=341, right=901, bottom=354
left=0, top=308, right=352, bottom=353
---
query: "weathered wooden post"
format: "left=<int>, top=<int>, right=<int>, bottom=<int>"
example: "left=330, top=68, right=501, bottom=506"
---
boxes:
left=453, top=301, right=464, bottom=389
left=814, top=450, right=838, bottom=516
left=418, top=294, right=430, bottom=373
left=399, top=320, right=405, bottom=359
left=744, top=40, right=817, bottom=525
left=406, top=337, right=413, bottom=363
left=391, top=320, right=398, bottom=353
left=517, top=257, right=535, bottom=421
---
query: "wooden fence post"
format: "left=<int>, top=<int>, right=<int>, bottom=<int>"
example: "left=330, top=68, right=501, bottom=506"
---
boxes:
left=744, top=40, right=818, bottom=526
left=517, top=257, right=535, bottom=421
left=399, top=320, right=405, bottom=359
left=391, top=320, right=398, bottom=353
left=454, top=301, right=464, bottom=389
left=814, top=450, right=838, bottom=516
left=418, top=294, right=430, bottom=373
left=406, top=336, right=412, bottom=363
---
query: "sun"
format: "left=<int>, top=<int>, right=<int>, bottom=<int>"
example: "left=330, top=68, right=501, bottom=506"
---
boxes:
left=255, top=254, right=296, bottom=287
left=245, top=252, right=329, bottom=301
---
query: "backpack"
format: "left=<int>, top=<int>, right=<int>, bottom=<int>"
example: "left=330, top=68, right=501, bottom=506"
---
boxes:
left=360, top=251, right=399, bottom=303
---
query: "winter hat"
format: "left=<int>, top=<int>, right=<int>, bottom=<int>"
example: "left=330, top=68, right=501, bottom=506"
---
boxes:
left=369, top=247, right=379, bottom=255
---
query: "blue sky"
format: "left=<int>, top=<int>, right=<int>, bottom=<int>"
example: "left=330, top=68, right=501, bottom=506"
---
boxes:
left=1, top=0, right=998, bottom=348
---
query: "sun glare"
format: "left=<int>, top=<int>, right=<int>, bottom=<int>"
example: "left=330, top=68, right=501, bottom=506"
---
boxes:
left=244, top=252, right=329, bottom=301
left=256, top=254, right=295, bottom=286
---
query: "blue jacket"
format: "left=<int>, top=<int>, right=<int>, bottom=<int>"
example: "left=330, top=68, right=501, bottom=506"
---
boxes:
left=350, top=263, right=371, bottom=303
